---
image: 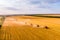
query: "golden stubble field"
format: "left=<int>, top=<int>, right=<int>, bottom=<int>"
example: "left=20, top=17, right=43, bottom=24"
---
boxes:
left=0, top=16, right=60, bottom=40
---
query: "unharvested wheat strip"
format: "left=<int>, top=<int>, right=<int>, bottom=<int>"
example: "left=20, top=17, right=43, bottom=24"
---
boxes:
left=5, top=27, right=13, bottom=40
left=1, top=28, right=7, bottom=40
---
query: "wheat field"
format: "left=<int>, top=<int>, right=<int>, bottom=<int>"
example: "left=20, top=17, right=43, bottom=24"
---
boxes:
left=0, top=16, right=60, bottom=40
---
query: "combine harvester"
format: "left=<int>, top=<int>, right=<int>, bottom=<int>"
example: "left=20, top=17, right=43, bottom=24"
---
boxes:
left=0, top=16, right=5, bottom=28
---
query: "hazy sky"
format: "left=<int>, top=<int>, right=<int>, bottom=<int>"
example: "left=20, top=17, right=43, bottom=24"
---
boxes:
left=0, top=0, right=60, bottom=15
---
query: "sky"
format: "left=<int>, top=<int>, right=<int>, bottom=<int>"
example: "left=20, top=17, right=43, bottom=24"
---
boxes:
left=0, top=0, right=60, bottom=15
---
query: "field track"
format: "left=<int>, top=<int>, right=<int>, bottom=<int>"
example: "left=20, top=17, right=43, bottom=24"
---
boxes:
left=0, top=16, right=60, bottom=40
